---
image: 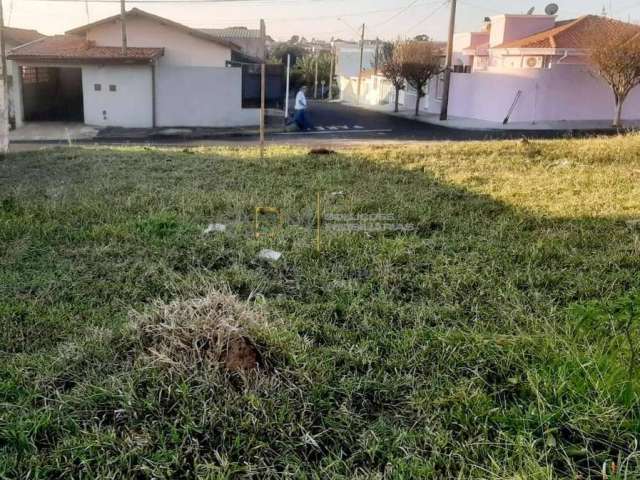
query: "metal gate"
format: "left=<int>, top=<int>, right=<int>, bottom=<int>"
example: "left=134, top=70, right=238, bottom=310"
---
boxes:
left=240, top=64, right=285, bottom=109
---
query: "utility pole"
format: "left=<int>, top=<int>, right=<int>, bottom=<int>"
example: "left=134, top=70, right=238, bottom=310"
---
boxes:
left=120, top=0, right=127, bottom=56
left=440, top=0, right=457, bottom=121
left=328, top=41, right=335, bottom=100
left=0, top=0, right=8, bottom=153
left=356, top=23, right=365, bottom=105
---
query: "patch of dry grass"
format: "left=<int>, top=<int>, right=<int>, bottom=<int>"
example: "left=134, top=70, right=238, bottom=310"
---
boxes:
left=133, top=289, right=264, bottom=373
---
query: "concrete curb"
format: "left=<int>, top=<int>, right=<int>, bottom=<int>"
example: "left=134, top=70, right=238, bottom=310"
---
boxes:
left=9, top=127, right=290, bottom=145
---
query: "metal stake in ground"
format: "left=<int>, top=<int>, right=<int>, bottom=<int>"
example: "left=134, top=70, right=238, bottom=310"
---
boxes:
left=260, top=63, right=266, bottom=159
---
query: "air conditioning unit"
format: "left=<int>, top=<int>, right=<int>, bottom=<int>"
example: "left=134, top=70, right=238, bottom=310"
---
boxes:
left=522, top=56, right=543, bottom=69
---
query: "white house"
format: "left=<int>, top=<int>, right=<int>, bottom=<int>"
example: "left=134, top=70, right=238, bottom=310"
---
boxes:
left=7, top=9, right=267, bottom=129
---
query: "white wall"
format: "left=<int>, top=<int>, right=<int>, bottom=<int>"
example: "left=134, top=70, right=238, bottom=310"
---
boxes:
left=86, top=16, right=231, bottom=67
left=336, top=47, right=376, bottom=78
left=156, top=66, right=259, bottom=127
left=82, top=65, right=153, bottom=127
left=443, top=64, right=640, bottom=124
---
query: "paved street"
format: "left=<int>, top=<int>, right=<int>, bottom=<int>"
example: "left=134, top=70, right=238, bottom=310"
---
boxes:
left=9, top=101, right=624, bottom=152
left=274, top=101, right=616, bottom=142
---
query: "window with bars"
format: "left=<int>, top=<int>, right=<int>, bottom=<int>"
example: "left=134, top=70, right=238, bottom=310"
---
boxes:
left=21, top=66, right=50, bottom=84
left=21, top=66, right=37, bottom=84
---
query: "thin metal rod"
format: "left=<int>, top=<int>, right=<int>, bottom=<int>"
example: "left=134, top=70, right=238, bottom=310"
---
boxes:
left=284, top=53, right=290, bottom=119
left=260, top=62, right=266, bottom=158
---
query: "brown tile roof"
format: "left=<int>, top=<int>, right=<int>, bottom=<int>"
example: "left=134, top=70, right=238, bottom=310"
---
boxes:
left=66, top=8, right=240, bottom=51
left=200, top=27, right=261, bottom=40
left=7, top=35, right=164, bottom=64
left=2, top=26, right=44, bottom=46
left=496, top=15, right=640, bottom=49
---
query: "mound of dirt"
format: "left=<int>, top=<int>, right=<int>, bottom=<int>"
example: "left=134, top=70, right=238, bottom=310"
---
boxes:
left=308, top=148, right=336, bottom=156
left=132, top=290, right=263, bottom=373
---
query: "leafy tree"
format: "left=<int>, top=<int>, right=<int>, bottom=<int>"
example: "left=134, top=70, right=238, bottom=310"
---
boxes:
left=269, top=43, right=307, bottom=66
left=397, top=41, right=442, bottom=116
left=295, top=52, right=333, bottom=97
left=590, top=24, right=640, bottom=127
left=379, top=41, right=405, bottom=113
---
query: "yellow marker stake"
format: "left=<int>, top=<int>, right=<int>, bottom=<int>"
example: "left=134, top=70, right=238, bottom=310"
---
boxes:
left=316, top=192, right=321, bottom=252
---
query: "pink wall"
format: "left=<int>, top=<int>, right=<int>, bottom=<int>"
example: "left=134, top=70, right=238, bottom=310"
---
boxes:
left=489, top=15, right=556, bottom=47
left=444, top=65, right=640, bottom=124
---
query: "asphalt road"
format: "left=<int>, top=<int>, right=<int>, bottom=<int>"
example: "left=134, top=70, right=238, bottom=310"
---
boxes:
left=273, top=101, right=613, bottom=142
left=8, top=101, right=622, bottom=152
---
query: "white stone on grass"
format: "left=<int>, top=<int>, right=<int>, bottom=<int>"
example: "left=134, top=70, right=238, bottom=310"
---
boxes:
left=258, top=249, right=282, bottom=262
left=204, top=223, right=227, bottom=234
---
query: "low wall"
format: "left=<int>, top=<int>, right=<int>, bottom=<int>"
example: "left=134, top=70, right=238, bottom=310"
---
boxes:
left=156, top=66, right=259, bottom=128
left=83, top=65, right=153, bottom=128
left=446, top=65, right=640, bottom=124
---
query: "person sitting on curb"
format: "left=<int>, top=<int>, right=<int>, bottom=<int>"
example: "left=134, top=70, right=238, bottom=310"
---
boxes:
left=294, top=86, right=314, bottom=131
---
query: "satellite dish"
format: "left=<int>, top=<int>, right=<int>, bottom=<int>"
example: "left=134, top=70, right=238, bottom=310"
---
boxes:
left=526, top=6, right=536, bottom=15
left=545, top=3, right=559, bottom=15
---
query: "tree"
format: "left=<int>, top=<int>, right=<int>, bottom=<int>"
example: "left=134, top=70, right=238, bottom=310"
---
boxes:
left=269, top=42, right=307, bottom=66
left=379, top=41, right=405, bottom=113
left=295, top=52, right=332, bottom=96
left=397, top=41, right=442, bottom=116
left=590, top=24, right=640, bottom=128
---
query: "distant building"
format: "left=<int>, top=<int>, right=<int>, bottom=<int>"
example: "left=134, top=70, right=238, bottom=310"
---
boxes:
left=200, top=19, right=267, bottom=60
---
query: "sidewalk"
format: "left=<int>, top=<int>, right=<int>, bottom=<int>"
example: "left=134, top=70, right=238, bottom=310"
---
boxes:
left=345, top=102, right=639, bottom=132
left=9, top=119, right=287, bottom=144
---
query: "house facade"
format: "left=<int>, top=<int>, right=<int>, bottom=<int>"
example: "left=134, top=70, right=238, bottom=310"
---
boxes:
left=424, top=14, right=640, bottom=124
left=341, top=14, right=640, bottom=126
left=7, top=9, right=268, bottom=129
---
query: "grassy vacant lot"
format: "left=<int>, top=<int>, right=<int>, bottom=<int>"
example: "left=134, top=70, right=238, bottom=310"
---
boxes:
left=2, top=137, right=640, bottom=478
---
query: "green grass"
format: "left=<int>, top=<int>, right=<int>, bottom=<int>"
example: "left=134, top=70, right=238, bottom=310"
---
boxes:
left=2, top=137, right=640, bottom=478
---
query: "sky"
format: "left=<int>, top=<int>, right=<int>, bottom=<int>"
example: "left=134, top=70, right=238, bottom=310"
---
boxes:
left=6, top=0, right=640, bottom=41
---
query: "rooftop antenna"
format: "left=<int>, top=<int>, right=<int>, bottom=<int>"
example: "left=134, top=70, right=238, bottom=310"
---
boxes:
left=545, top=3, right=559, bottom=16
left=526, top=6, right=535, bottom=15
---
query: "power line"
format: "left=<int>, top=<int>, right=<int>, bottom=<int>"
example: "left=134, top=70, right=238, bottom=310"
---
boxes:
left=371, top=0, right=422, bottom=28
left=404, top=0, right=448, bottom=36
